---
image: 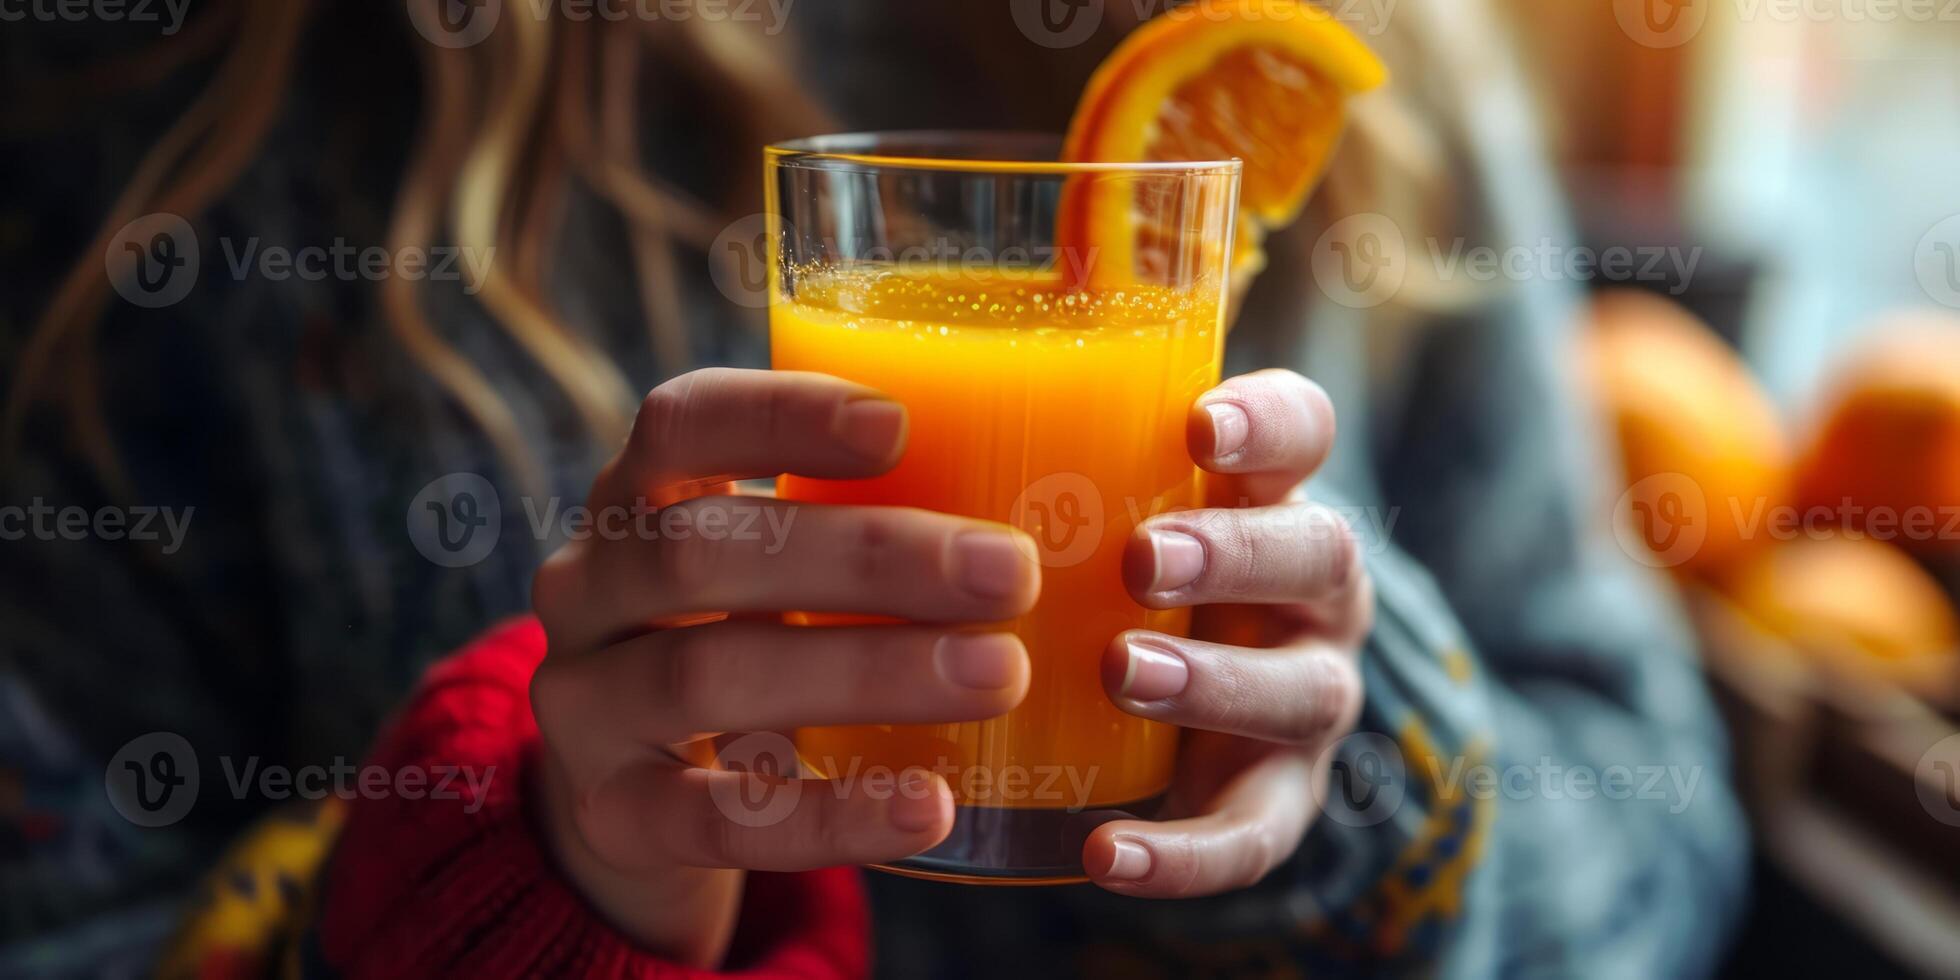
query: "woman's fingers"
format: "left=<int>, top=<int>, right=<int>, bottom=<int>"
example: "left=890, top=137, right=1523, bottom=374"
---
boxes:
left=532, top=622, right=1030, bottom=750
left=536, top=618, right=1022, bottom=873
left=1083, top=746, right=1321, bottom=897
left=575, top=757, right=956, bottom=873
left=1121, top=501, right=1371, bottom=642
left=592, top=367, right=908, bottom=507
left=1189, top=369, right=1336, bottom=506
left=1100, top=631, right=1363, bottom=746
left=533, top=499, right=1041, bottom=652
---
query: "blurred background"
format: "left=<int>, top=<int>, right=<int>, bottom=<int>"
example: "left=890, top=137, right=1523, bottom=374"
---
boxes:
left=1506, top=3, right=1960, bottom=976
left=2, top=0, right=1960, bottom=977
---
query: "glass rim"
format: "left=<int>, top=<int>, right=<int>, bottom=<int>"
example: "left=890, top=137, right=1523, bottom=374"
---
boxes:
left=766, top=130, right=1243, bottom=176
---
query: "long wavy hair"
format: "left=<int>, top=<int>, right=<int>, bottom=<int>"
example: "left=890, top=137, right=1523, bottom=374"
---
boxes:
left=6, top=0, right=1475, bottom=500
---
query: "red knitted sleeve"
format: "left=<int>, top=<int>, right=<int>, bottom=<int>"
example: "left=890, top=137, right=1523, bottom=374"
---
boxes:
left=315, top=617, right=871, bottom=978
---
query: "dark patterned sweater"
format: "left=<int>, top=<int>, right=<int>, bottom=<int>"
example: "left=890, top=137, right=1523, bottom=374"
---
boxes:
left=0, top=3, right=1745, bottom=977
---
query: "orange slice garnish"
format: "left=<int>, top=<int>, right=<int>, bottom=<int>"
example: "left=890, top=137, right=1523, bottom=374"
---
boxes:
left=1059, top=0, right=1387, bottom=289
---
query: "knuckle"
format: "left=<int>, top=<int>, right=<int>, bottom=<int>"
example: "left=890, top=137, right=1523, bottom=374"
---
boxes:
left=528, top=659, right=575, bottom=740
left=699, top=796, right=741, bottom=867
left=845, top=512, right=903, bottom=584
left=635, top=384, right=676, bottom=429
left=1230, top=822, right=1285, bottom=887
left=1291, top=654, right=1362, bottom=746
left=1223, top=819, right=1285, bottom=889
left=654, top=509, right=724, bottom=602
left=656, top=631, right=718, bottom=724
left=529, top=548, right=581, bottom=633
left=570, top=789, right=624, bottom=865
left=868, top=627, right=924, bottom=665
left=810, top=794, right=853, bottom=858
left=1350, top=572, right=1377, bottom=637
left=1154, top=835, right=1204, bottom=892
left=634, top=374, right=697, bottom=449
left=1196, top=650, right=1262, bottom=732
left=838, top=631, right=894, bottom=692
left=759, top=376, right=804, bottom=445
left=1306, top=506, right=1363, bottom=593
left=1201, top=515, right=1261, bottom=596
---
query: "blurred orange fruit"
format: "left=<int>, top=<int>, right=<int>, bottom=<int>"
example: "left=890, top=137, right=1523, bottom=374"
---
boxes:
left=1794, top=314, right=1960, bottom=555
left=1059, top=0, right=1387, bottom=287
left=1722, top=535, right=1959, bottom=700
left=1583, top=290, right=1790, bottom=575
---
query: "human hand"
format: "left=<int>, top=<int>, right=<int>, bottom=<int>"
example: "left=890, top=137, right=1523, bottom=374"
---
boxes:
left=527, top=368, right=1041, bottom=965
left=1084, top=369, right=1372, bottom=897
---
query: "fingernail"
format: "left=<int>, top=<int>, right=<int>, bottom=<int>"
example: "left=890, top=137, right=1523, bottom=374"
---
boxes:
left=935, top=633, right=1021, bottom=691
left=953, top=530, right=1033, bottom=600
left=889, top=769, right=947, bottom=833
left=1120, top=639, right=1189, bottom=701
left=1147, top=530, right=1205, bottom=593
left=833, top=399, right=906, bottom=461
left=1204, top=401, right=1249, bottom=459
left=1103, top=838, right=1153, bottom=881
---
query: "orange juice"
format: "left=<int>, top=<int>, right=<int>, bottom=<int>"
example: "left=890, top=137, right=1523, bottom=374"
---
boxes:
left=774, top=265, right=1222, bottom=812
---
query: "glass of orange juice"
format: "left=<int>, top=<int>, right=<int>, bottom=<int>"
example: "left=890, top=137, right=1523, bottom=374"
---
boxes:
left=767, top=132, right=1239, bottom=882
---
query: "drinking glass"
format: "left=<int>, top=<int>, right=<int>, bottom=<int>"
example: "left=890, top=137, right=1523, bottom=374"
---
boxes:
left=768, top=132, right=1240, bottom=882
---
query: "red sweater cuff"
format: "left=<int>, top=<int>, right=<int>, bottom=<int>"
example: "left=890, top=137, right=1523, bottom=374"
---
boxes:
left=316, top=617, right=870, bottom=979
